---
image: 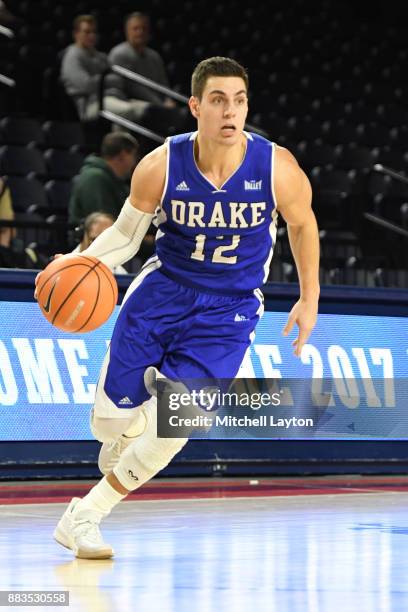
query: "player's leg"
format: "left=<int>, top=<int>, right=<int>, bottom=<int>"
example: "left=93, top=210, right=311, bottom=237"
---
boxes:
left=92, top=366, right=189, bottom=498
left=54, top=394, right=156, bottom=559
left=56, top=281, right=212, bottom=552
left=54, top=383, right=155, bottom=559
left=90, top=348, right=152, bottom=475
left=111, top=384, right=188, bottom=492
left=55, top=279, right=262, bottom=559
left=110, top=290, right=263, bottom=492
left=54, top=394, right=187, bottom=560
left=54, top=263, right=165, bottom=559
left=91, top=257, right=163, bottom=472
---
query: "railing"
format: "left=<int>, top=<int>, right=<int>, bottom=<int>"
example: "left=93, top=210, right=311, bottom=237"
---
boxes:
left=0, top=24, right=15, bottom=88
left=0, top=24, right=14, bottom=39
left=0, top=219, right=75, bottom=254
left=371, top=163, right=408, bottom=239
left=374, top=163, right=408, bottom=185
left=0, top=219, right=73, bottom=231
left=364, top=212, right=408, bottom=238
left=112, top=65, right=187, bottom=104
left=0, top=74, right=15, bottom=88
left=99, top=110, right=165, bottom=144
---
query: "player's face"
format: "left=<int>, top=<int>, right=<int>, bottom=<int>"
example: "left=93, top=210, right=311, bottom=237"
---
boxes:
left=190, top=77, right=248, bottom=145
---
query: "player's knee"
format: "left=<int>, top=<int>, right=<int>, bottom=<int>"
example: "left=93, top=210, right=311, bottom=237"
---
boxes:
left=114, top=434, right=188, bottom=490
left=112, top=399, right=188, bottom=490
left=90, top=410, right=136, bottom=444
left=139, top=435, right=187, bottom=473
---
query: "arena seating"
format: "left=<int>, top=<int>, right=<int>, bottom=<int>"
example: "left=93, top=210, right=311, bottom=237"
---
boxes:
left=0, top=0, right=407, bottom=286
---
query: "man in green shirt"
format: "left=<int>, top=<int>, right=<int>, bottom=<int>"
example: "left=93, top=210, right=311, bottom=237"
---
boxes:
left=68, top=131, right=138, bottom=225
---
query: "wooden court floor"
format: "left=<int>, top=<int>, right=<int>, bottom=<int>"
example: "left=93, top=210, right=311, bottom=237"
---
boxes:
left=0, top=476, right=408, bottom=611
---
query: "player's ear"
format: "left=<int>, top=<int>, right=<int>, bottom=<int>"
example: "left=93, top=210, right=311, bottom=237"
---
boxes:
left=189, top=96, right=200, bottom=119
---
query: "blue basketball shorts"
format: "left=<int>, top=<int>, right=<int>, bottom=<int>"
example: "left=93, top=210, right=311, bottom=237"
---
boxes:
left=102, top=257, right=264, bottom=411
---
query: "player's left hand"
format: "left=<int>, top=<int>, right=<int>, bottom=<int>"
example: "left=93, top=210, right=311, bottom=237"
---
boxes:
left=282, top=298, right=318, bottom=357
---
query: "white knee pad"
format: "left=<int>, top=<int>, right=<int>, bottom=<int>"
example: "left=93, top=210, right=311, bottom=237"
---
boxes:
left=113, top=398, right=188, bottom=491
left=90, top=408, right=147, bottom=444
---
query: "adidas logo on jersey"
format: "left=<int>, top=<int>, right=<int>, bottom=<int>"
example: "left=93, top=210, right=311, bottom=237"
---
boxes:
left=234, top=313, right=249, bottom=322
left=175, top=181, right=190, bottom=191
left=244, top=179, right=262, bottom=190
left=118, top=396, right=133, bottom=406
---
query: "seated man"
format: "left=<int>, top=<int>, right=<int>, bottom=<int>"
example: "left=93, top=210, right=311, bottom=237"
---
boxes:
left=60, top=14, right=154, bottom=123
left=68, top=131, right=138, bottom=225
left=108, top=12, right=188, bottom=132
left=69, top=132, right=155, bottom=268
left=61, top=14, right=109, bottom=121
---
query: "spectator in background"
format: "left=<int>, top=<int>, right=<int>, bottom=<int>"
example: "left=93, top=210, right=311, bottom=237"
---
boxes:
left=0, top=176, right=16, bottom=250
left=109, top=13, right=174, bottom=114
left=68, top=132, right=156, bottom=267
left=0, top=177, right=47, bottom=269
left=72, top=212, right=128, bottom=274
left=61, top=15, right=154, bottom=123
left=61, top=15, right=109, bottom=121
left=108, top=12, right=188, bottom=131
left=68, top=131, right=138, bottom=225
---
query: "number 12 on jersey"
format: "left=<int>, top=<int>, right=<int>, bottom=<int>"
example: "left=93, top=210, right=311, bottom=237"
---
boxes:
left=191, top=234, right=241, bottom=264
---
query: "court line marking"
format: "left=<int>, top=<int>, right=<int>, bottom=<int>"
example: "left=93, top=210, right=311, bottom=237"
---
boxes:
left=1, top=489, right=408, bottom=516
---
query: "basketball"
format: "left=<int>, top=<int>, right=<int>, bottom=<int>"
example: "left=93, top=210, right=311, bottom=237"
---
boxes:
left=36, top=254, right=118, bottom=333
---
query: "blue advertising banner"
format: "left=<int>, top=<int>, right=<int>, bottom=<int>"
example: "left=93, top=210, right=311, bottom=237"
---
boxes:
left=0, top=301, right=407, bottom=440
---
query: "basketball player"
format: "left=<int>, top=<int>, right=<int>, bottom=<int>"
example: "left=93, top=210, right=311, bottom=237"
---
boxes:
left=41, top=57, right=319, bottom=559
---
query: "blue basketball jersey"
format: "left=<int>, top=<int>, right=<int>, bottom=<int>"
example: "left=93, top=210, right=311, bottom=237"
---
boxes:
left=155, top=131, right=278, bottom=295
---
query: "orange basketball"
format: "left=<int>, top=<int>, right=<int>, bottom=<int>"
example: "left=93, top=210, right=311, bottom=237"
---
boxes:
left=36, top=254, right=118, bottom=333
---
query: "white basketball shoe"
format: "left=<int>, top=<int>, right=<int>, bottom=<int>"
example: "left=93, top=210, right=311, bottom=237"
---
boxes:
left=53, top=497, right=114, bottom=559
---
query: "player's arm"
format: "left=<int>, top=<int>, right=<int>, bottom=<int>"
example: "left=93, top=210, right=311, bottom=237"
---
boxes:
left=274, top=145, right=320, bottom=357
left=34, top=144, right=167, bottom=299
left=79, top=144, right=167, bottom=267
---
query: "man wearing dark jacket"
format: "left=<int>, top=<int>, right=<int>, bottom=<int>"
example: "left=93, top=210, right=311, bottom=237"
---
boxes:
left=68, top=132, right=138, bottom=225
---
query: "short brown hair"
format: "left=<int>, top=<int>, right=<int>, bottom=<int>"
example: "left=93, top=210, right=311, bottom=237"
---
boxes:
left=84, top=212, right=115, bottom=233
left=124, top=11, right=149, bottom=28
left=100, top=131, right=138, bottom=159
left=73, top=15, right=97, bottom=32
left=191, top=56, right=249, bottom=100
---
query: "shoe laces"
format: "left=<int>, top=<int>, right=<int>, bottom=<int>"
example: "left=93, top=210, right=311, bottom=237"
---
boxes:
left=73, top=519, right=102, bottom=542
left=72, top=506, right=103, bottom=540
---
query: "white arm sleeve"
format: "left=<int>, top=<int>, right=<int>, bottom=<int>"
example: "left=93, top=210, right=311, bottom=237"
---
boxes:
left=81, top=198, right=154, bottom=268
